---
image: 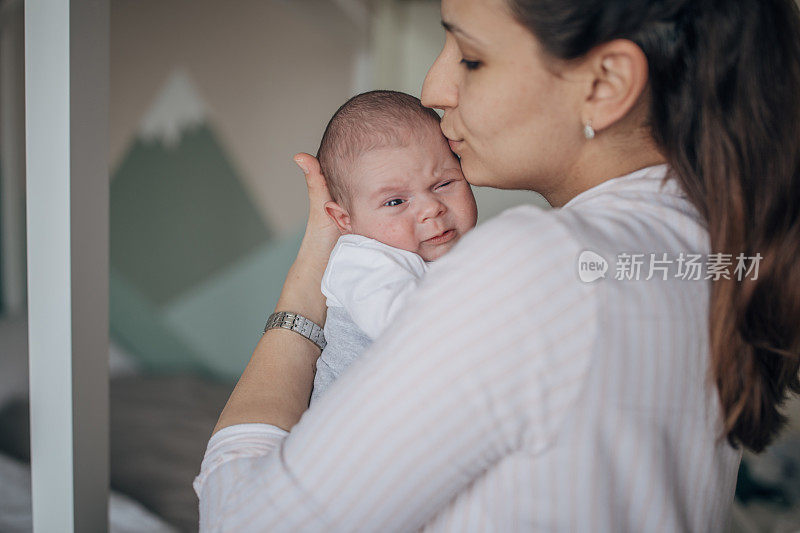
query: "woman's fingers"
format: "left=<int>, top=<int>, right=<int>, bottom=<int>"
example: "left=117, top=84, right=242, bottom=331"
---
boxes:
left=294, top=152, right=336, bottom=229
left=293, top=152, right=340, bottom=266
left=294, top=153, right=332, bottom=205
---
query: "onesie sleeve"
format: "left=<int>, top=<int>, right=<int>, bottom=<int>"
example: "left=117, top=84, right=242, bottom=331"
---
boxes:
left=321, top=236, right=429, bottom=339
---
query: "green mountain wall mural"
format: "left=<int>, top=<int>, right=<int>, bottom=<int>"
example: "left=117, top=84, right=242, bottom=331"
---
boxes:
left=162, top=229, right=304, bottom=381
left=110, top=70, right=291, bottom=379
left=111, top=125, right=270, bottom=305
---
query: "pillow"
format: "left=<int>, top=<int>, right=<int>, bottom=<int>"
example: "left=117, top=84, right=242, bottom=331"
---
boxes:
left=0, top=375, right=233, bottom=532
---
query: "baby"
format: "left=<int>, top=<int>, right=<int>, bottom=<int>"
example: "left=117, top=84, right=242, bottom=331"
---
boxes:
left=309, top=90, right=478, bottom=405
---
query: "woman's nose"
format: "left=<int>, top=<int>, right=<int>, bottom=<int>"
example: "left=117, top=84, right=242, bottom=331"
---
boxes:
left=421, top=44, right=458, bottom=110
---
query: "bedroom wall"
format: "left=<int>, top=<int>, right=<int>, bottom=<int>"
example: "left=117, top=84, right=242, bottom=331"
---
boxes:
left=1, top=0, right=546, bottom=379
left=109, top=0, right=545, bottom=239
left=106, top=0, right=547, bottom=380
left=110, top=0, right=363, bottom=237
left=107, top=0, right=365, bottom=376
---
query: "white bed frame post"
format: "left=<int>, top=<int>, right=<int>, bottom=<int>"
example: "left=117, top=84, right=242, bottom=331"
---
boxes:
left=25, top=0, right=110, bottom=531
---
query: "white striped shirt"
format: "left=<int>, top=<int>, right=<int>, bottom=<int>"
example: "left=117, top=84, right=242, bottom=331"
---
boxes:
left=194, top=164, right=742, bottom=532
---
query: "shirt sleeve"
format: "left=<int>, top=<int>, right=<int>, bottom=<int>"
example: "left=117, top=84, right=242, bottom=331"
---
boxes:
left=321, top=236, right=429, bottom=339
left=194, top=207, right=599, bottom=532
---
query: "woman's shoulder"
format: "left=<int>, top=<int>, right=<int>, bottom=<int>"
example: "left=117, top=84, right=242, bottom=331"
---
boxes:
left=429, top=204, right=592, bottom=300
left=452, top=204, right=583, bottom=262
left=466, top=204, right=571, bottom=241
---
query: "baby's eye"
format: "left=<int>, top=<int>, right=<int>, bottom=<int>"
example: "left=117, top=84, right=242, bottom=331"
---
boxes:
left=436, top=180, right=455, bottom=189
left=384, top=198, right=405, bottom=207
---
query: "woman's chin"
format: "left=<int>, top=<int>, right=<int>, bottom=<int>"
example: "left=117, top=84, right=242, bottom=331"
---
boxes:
left=462, top=161, right=508, bottom=189
left=460, top=158, right=493, bottom=187
left=461, top=157, right=536, bottom=190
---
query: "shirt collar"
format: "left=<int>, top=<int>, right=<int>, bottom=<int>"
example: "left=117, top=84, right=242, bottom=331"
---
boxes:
left=562, top=164, right=674, bottom=209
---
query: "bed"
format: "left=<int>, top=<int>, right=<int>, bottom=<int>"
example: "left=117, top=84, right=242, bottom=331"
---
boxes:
left=0, top=314, right=234, bottom=532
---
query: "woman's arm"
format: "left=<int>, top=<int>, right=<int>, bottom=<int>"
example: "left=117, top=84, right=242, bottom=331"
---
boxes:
left=196, top=206, right=597, bottom=531
left=212, top=153, right=339, bottom=434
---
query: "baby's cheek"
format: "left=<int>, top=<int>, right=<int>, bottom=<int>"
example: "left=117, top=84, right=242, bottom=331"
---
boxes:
left=383, top=222, right=419, bottom=251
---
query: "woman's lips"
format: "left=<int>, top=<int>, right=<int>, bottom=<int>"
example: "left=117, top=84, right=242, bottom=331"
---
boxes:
left=424, top=229, right=456, bottom=245
left=448, top=139, right=463, bottom=153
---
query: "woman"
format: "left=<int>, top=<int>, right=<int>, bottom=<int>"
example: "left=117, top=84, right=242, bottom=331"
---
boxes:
left=194, top=0, right=800, bottom=530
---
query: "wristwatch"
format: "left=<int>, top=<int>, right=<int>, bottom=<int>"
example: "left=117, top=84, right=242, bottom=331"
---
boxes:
left=263, top=311, right=327, bottom=351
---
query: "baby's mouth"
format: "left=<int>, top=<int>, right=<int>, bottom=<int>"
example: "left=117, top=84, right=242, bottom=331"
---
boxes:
left=424, top=229, right=456, bottom=245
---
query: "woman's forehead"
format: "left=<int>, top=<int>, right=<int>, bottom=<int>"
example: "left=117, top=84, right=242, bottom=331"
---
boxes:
left=441, top=0, right=533, bottom=52
left=441, top=0, right=509, bottom=29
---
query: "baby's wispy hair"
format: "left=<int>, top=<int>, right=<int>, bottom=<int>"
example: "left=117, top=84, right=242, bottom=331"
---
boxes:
left=317, top=90, right=442, bottom=210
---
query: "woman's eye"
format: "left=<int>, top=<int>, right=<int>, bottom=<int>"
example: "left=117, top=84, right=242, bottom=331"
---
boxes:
left=460, top=59, right=481, bottom=71
left=384, top=198, right=404, bottom=207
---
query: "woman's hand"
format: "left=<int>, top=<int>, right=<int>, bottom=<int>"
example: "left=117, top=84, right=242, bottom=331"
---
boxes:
left=292, top=153, right=340, bottom=275
left=273, top=154, right=339, bottom=327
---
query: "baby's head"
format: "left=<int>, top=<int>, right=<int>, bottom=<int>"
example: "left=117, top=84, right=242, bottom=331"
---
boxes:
left=318, top=90, right=477, bottom=262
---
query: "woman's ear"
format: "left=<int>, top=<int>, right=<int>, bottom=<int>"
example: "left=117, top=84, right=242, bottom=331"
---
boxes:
left=324, top=201, right=352, bottom=234
left=580, top=39, right=649, bottom=133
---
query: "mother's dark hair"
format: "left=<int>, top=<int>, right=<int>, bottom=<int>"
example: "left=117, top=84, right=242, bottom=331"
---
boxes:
left=509, top=0, right=800, bottom=452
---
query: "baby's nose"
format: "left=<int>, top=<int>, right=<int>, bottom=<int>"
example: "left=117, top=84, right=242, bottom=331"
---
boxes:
left=418, top=197, right=446, bottom=222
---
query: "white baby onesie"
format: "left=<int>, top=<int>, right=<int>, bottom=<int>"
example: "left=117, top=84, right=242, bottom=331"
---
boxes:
left=310, top=234, right=429, bottom=405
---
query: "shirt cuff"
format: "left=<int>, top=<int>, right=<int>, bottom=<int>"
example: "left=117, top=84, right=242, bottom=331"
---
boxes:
left=193, top=423, right=289, bottom=498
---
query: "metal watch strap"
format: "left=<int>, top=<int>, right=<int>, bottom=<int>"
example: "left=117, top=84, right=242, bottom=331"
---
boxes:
left=263, top=311, right=327, bottom=351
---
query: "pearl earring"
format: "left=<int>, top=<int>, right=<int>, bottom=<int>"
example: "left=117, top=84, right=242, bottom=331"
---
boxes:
left=583, top=120, right=595, bottom=140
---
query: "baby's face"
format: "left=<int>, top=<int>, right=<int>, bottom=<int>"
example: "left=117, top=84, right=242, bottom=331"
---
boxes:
left=346, top=130, right=477, bottom=261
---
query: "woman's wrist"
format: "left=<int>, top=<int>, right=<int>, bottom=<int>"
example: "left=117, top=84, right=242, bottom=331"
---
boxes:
left=274, top=229, right=337, bottom=326
left=274, top=259, right=327, bottom=327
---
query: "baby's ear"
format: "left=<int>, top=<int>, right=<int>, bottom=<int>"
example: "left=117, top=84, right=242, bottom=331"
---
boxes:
left=324, top=201, right=352, bottom=234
